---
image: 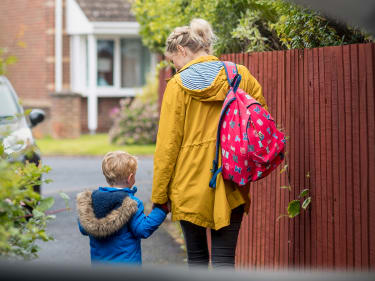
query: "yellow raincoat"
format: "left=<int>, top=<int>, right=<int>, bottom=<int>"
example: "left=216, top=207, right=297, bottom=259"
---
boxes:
left=152, top=55, right=267, bottom=230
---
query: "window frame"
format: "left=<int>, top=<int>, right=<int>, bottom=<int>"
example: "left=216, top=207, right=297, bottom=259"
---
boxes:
left=96, top=38, right=116, bottom=88
left=94, top=35, right=152, bottom=97
left=120, top=37, right=151, bottom=88
left=95, top=36, right=120, bottom=90
left=71, top=34, right=155, bottom=98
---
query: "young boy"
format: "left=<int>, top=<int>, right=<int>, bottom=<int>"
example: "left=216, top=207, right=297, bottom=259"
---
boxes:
left=76, top=151, right=168, bottom=264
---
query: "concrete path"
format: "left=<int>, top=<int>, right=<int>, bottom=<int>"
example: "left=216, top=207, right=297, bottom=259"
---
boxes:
left=31, top=156, right=186, bottom=266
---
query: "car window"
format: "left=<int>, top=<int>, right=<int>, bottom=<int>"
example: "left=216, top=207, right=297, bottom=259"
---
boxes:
left=0, top=80, right=21, bottom=120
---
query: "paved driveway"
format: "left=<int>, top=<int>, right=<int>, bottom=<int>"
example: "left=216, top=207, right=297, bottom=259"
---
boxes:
left=32, top=156, right=186, bottom=266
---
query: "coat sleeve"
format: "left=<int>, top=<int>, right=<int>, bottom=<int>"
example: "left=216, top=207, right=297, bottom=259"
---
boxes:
left=238, top=64, right=268, bottom=111
left=128, top=198, right=167, bottom=239
left=77, top=219, right=88, bottom=236
left=152, top=78, right=185, bottom=204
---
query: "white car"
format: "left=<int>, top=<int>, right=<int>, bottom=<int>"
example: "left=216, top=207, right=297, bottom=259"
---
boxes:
left=0, top=76, right=45, bottom=193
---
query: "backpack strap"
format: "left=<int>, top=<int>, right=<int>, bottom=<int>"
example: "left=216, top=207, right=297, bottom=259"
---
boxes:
left=222, top=61, right=242, bottom=93
left=209, top=95, right=236, bottom=188
left=209, top=62, right=243, bottom=188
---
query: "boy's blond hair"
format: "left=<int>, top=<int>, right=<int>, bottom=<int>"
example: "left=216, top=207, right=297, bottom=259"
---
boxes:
left=102, top=151, right=138, bottom=186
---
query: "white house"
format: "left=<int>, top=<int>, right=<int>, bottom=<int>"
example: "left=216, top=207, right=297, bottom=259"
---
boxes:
left=0, top=0, right=155, bottom=137
left=66, top=0, right=156, bottom=133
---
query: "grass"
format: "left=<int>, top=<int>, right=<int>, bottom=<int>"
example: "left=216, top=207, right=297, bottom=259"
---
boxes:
left=36, top=134, right=155, bottom=156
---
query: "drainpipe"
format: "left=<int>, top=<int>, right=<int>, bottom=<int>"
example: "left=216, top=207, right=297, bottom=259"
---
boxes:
left=55, top=0, right=63, bottom=92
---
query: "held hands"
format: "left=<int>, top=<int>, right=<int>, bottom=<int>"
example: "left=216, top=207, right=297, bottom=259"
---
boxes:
left=152, top=201, right=170, bottom=214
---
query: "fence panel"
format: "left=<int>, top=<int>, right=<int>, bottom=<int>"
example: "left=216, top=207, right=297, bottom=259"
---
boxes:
left=228, top=43, right=375, bottom=270
left=158, top=43, right=375, bottom=270
left=366, top=44, right=375, bottom=268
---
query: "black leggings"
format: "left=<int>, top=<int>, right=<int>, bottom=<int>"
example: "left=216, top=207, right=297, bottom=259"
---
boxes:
left=180, top=205, right=244, bottom=269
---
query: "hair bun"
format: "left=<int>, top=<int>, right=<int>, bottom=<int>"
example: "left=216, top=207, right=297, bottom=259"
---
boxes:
left=165, top=18, right=216, bottom=55
left=190, top=18, right=215, bottom=46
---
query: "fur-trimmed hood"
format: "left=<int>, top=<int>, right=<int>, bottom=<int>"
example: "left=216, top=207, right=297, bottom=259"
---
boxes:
left=76, top=190, right=138, bottom=238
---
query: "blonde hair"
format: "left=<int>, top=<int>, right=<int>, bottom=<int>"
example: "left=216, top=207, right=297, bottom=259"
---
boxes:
left=165, top=18, right=215, bottom=56
left=102, top=151, right=138, bottom=186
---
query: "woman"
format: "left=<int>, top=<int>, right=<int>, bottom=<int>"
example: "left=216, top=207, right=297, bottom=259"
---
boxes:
left=151, top=18, right=267, bottom=268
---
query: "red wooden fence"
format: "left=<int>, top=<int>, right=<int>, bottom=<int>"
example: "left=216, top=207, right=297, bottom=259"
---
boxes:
left=158, top=43, right=375, bottom=270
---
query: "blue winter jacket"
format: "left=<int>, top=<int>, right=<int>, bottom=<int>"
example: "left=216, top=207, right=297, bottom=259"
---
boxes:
left=76, top=186, right=166, bottom=264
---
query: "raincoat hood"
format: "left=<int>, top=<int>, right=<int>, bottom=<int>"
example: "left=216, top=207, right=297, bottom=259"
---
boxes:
left=175, top=56, right=229, bottom=102
left=76, top=189, right=138, bottom=238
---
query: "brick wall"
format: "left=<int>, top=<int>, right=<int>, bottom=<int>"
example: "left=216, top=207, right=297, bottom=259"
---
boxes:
left=81, top=97, right=122, bottom=133
left=51, top=92, right=81, bottom=138
left=80, top=98, right=89, bottom=133
left=0, top=0, right=72, bottom=138
left=0, top=1, right=125, bottom=138
left=0, top=0, right=52, bottom=101
left=97, top=97, right=122, bottom=132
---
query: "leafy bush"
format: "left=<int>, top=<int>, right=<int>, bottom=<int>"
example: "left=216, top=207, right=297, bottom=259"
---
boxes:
left=109, top=75, right=159, bottom=145
left=133, top=0, right=372, bottom=55
left=0, top=144, right=55, bottom=259
left=271, top=1, right=371, bottom=49
left=231, top=8, right=282, bottom=52
left=0, top=46, right=61, bottom=260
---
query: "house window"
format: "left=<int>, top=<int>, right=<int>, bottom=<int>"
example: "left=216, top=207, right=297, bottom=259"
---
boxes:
left=121, top=38, right=150, bottom=88
left=97, top=40, right=114, bottom=86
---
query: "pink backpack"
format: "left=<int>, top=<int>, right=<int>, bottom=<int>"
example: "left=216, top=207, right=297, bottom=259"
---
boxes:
left=209, top=61, right=286, bottom=188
